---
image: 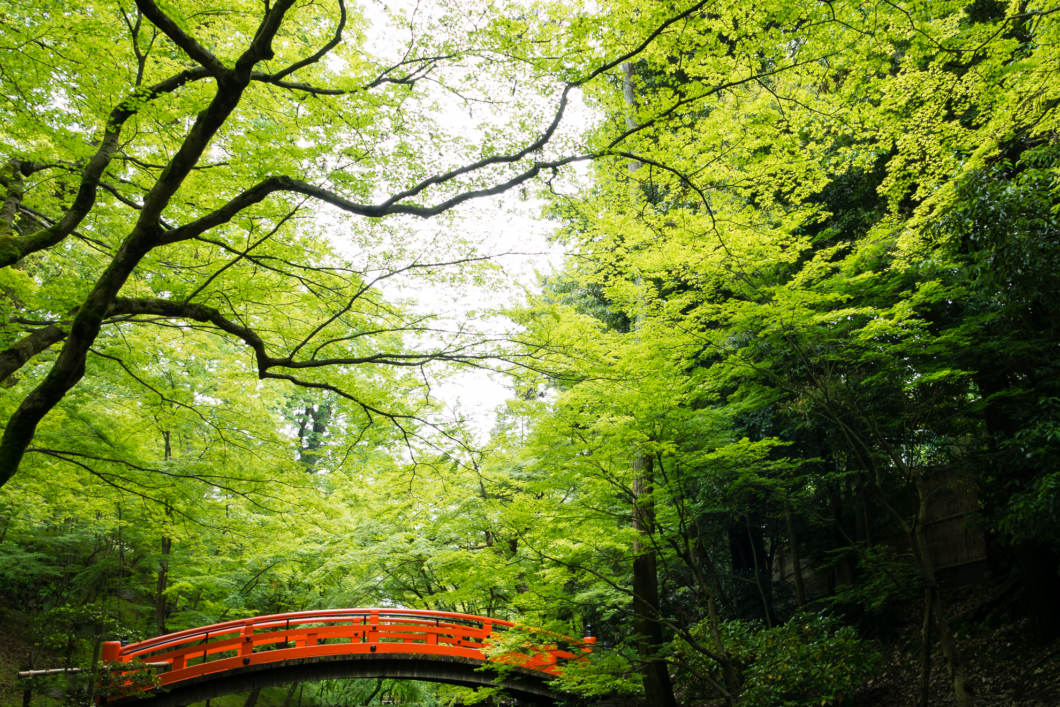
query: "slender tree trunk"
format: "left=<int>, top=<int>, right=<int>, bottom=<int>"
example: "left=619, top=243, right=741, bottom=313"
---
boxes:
left=829, top=484, right=854, bottom=588
left=707, top=587, right=740, bottom=705
left=20, top=649, right=33, bottom=707
left=931, top=586, right=974, bottom=707
left=154, top=532, right=171, bottom=635
left=280, top=681, right=299, bottom=707
left=242, top=686, right=262, bottom=707
left=297, top=402, right=331, bottom=471
left=155, top=432, right=173, bottom=635
left=86, top=628, right=103, bottom=706
left=632, top=456, right=677, bottom=707
left=365, top=678, right=384, bottom=703
left=745, top=515, right=773, bottom=627
left=686, top=520, right=739, bottom=704
left=918, top=585, right=933, bottom=707
left=783, top=498, right=807, bottom=605
left=63, top=633, right=76, bottom=705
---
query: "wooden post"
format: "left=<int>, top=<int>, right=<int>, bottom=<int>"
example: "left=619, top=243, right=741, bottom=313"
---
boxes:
left=101, top=642, right=122, bottom=664
left=240, top=623, right=254, bottom=658
left=367, top=613, right=379, bottom=646
left=171, top=651, right=185, bottom=671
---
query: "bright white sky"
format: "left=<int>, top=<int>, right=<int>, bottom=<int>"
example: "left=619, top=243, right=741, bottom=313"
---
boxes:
left=324, top=0, right=598, bottom=441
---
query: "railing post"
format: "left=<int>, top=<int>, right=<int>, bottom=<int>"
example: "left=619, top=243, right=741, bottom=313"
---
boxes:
left=426, top=618, right=437, bottom=646
left=240, top=622, right=254, bottom=658
left=171, top=651, right=186, bottom=671
left=98, top=642, right=124, bottom=705
left=367, top=612, right=379, bottom=649
left=101, top=642, right=122, bottom=664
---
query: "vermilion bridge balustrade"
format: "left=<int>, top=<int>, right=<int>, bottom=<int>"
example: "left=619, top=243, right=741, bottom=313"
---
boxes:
left=100, top=608, right=594, bottom=703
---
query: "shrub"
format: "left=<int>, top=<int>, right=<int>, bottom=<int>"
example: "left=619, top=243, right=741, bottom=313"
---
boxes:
left=677, top=611, right=878, bottom=706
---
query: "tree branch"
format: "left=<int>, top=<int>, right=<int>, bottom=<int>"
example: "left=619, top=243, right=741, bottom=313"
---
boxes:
left=133, top=0, right=227, bottom=75
left=0, top=67, right=211, bottom=267
left=266, top=0, right=345, bottom=81
left=0, top=324, right=67, bottom=384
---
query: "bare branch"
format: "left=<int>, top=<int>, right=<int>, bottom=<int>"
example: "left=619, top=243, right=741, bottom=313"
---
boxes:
left=182, top=206, right=301, bottom=303
left=87, top=348, right=213, bottom=426
left=133, top=0, right=227, bottom=75
left=248, top=53, right=457, bottom=96
left=109, top=297, right=269, bottom=371
left=161, top=154, right=589, bottom=246
left=27, top=447, right=291, bottom=512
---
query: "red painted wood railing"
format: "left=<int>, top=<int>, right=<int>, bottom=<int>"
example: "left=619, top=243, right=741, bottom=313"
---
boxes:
left=101, top=608, right=595, bottom=694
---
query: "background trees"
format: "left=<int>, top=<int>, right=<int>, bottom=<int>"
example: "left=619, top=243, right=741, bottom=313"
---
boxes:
left=499, top=0, right=1059, bottom=704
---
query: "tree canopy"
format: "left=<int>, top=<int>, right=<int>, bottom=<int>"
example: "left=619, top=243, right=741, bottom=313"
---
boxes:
left=2, top=0, right=1059, bottom=705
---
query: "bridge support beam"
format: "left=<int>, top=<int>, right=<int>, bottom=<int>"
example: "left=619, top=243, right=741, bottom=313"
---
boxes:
left=104, top=654, right=569, bottom=706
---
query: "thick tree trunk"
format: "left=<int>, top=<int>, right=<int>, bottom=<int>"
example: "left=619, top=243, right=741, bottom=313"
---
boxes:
left=913, top=477, right=974, bottom=707
left=632, top=456, right=677, bottom=707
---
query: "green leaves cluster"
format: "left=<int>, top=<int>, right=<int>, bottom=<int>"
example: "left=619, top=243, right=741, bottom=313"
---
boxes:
left=675, top=611, right=879, bottom=707
left=481, top=0, right=1060, bottom=703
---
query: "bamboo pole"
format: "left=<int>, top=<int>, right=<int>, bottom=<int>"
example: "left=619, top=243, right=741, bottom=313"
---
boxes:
left=18, top=662, right=169, bottom=678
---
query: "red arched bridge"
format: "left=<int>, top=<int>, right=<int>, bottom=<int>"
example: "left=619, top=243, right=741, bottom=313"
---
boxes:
left=99, top=608, right=595, bottom=705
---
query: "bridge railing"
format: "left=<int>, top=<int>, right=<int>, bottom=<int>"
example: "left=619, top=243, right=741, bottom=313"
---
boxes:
left=101, top=608, right=594, bottom=691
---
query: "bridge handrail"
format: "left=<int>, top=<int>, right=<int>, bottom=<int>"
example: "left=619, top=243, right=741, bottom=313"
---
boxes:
left=101, top=608, right=595, bottom=690
left=114, top=608, right=513, bottom=657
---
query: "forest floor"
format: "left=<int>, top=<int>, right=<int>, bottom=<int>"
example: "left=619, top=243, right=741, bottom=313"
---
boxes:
left=851, top=580, right=1060, bottom=706
left=0, top=623, right=33, bottom=707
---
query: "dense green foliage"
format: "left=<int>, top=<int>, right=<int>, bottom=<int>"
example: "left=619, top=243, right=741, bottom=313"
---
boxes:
left=677, top=612, right=878, bottom=707
left=2, top=0, right=1058, bottom=705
